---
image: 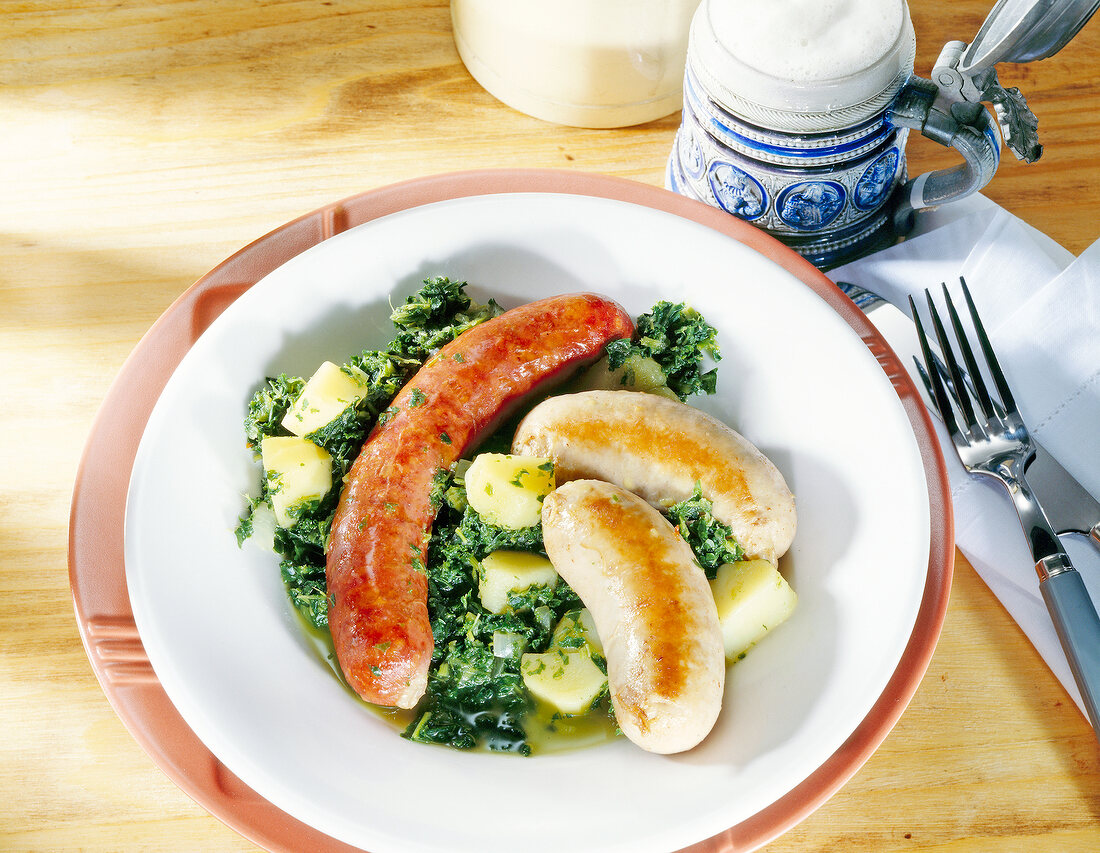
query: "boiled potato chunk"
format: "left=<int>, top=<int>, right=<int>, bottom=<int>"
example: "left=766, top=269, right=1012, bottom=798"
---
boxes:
left=244, top=502, right=277, bottom=552
left=260, top=436, right=333, bottom=528
left=710, top=559, right=797, bottom=660
left=521, top=648, right=607, bottom=716
left=571, top=353, right=677, bottom=398
left=478, top=550, right=559, bottom=614
left=280, top=361, right=368, bottom=437
left=491, top=630, right=527, bottom=660
left=465, top=452, right=554, bottom=528
left=551, top=608, right=604, bottom=658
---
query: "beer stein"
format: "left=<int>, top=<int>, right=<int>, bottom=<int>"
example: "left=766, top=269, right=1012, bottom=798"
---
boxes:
left=668, top=0, right=1098, bottom=268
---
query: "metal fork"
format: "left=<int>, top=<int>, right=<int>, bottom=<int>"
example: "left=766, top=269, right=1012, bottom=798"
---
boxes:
left=910, top=277, right=1100, bottom=734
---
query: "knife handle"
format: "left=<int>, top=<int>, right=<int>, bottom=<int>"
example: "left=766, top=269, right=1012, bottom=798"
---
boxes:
left=1039, top=565, right=1100, bottom=732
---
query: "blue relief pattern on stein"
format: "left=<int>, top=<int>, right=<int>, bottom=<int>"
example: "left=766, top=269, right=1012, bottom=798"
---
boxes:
left=669, top=64, right=916, bottom=265
left=707, top=162, right=767, bottom=221
left=677, top=126, right=707, bottom=180
left=776, top=181, right=845, bottom=230
left=853, top=149, right=900, bottom=211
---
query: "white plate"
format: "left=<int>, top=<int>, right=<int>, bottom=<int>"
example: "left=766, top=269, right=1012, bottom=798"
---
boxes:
left=125, top=191, right=930, bottom=853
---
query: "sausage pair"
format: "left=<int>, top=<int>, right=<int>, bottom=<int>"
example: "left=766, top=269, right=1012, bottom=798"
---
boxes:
left=520, top=390, right=796, bottom=753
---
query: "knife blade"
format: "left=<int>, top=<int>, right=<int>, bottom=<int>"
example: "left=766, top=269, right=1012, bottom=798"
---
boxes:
left=837, top=280, right=1100, bottom=548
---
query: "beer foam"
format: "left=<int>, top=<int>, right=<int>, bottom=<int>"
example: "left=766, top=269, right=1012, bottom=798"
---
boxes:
left=709, top=0, right=905, bottom=82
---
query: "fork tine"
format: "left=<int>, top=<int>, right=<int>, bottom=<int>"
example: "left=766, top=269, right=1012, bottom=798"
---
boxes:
left=959, top=276, right=1018, bottom=416
left=925, top=287, right=978, bottom=429
left=924, top=349, right=1009, bottom=419
left=912, top=355, right=957, bottom=429
left=913, top=356, right=934, bottom=400
left=909, top=294, right=959, bottom=437
left=942, top=281, right=998, bottom=420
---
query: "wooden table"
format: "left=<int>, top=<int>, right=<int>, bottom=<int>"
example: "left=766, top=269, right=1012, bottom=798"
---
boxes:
left=3, top=2, right=1099, bottom=850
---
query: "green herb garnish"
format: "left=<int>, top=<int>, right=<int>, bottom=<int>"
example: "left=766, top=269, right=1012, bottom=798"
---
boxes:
left=605, top=301, right=720, bottom=399
left=666, top=483, right=744, bottom=578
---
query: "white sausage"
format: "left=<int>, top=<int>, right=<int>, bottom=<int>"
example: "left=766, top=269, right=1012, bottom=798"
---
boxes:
left=513, top=390, right=796, bottom=564
left=541, top=479, right=725, bottom=754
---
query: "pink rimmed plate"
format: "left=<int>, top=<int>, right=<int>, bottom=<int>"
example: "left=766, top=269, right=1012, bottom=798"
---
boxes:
left=70, top=170, right=952, bottom=853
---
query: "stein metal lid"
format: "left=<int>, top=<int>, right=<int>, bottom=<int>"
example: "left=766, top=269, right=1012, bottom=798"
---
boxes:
left=959, top=0, right=1100, bottom=73
left=688, top=0, right=917, bottom=133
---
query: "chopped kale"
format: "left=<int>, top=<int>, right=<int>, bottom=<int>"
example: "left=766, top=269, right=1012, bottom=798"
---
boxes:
left=667, top=483, right=744, bottom=579
left=403, top=480, right=581, bottom=754
left=244, top=374, right=305, bottom=448
left=605, top=301, right=720, bottom=400
left=273, top=500, right=332, bottom=565
left=280, top=561, right=330, bottom=629
left=236, top=277, right=499, bottom=628
left=388, top=276, right=502, bottom=362
left=404, top=639, right=529, bottom=753
left=303, top=405, right=371, bottom=485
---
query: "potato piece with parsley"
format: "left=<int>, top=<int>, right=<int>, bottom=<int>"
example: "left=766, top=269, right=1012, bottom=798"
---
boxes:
left=260, top=436, right=333, bottom=528
left=551, top=608, right=604, bottom=658
left=478, top=550, right=559, bottom=614
left=710, top=559, right=797, bottom=660
left=521, top=648, right=607, bottom=716
left=280, top=361, right=369, bottom=437
left=464, top=452, right=554, bottom=528
left=571, top=352, right=677, bottom=399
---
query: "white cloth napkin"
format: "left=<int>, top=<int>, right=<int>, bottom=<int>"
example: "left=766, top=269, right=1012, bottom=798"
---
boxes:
left=829, top=196, right=1100, bottom=720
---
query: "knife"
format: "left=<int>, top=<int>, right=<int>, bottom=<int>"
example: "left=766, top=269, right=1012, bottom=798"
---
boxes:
left=837, top=280, right=1100, bottom=549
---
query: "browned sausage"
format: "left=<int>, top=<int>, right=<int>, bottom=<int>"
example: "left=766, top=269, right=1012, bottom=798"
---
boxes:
left=541, top=479, right=726, bottom=753
left=513, top=390, right=796, bottom=564
left=326, top=293, right=634, bottom=708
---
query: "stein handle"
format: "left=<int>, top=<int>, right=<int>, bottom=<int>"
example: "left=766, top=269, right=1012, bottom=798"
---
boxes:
left=884, top=0, right=1100, bottom=234
left=885, top=0, right=1100, bottom=237
left=886, top=40, right=1027, bottom=235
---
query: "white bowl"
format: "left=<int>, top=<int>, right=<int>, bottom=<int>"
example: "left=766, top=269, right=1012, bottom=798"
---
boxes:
left=123, top=184, right=936, bottom=853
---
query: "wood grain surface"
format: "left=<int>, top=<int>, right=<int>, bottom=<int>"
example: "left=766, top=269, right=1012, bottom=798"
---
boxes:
left=2, top=1, right=1099, bottom=851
